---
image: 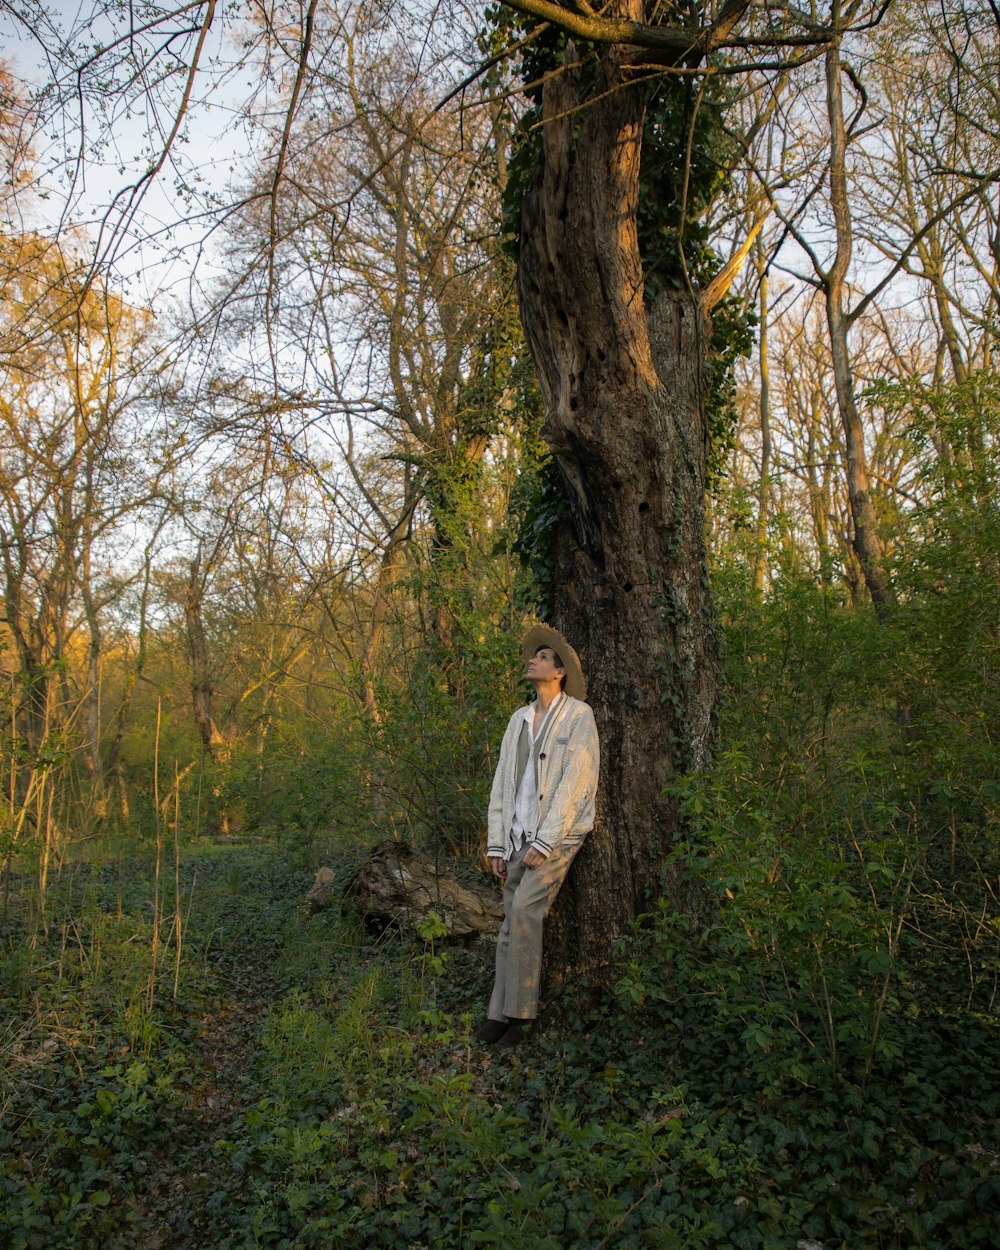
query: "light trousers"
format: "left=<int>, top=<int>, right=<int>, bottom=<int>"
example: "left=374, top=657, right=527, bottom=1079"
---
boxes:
left=487, top=838, right=582, bottom=1021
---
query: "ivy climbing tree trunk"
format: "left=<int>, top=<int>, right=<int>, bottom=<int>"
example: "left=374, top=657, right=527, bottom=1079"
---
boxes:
left=500, top=0, right=892, bottom=985
left=518, top=43, right=719, bottom=982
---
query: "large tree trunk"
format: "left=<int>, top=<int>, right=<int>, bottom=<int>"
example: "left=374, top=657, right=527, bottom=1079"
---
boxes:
left=518, top=44, right=718, bottom=983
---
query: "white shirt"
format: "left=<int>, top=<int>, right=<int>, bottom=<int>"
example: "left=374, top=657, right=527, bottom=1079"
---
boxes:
left=510, top=701, right=553, bottom=851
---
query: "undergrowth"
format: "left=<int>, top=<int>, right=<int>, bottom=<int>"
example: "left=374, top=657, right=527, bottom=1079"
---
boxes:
left=2, top=557, right=998, bottom=1248
left=3, top=831, right=996, bottom=1249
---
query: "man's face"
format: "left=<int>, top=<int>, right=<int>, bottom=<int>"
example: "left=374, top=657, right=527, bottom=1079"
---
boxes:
left=526, top=646, right=565, bottom=684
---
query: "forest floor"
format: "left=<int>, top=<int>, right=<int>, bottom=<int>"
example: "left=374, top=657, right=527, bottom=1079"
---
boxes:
left=2, top=836, right=998, bottom=1250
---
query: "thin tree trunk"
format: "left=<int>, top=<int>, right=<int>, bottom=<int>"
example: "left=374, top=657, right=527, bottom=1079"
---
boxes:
left=805, top=393, right=832, bottom=583
left=184, top=550, right=230, bottom=831
left=80, top=530, right=105, bottom=811
left=824, top=35, right=894, bottom=618
left=359, top=505, right=412, bottom=719
left=754, top=241, right=771, bottom=595
left=105, top=540, right=156, bottom=818
left=184, top=551, right=226, bottom=760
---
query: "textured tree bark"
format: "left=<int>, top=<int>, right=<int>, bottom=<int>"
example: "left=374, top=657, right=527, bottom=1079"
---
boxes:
left=517, top=44, right=718, bottom=984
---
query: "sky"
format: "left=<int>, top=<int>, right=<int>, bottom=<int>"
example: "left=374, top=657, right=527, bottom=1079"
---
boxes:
left=1, top=0, right=481, bottom=310
left=2, top=0, right=263, bottom=305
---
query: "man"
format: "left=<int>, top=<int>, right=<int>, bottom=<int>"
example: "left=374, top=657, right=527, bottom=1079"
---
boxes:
left=475, top=624, right=600, bottom=1048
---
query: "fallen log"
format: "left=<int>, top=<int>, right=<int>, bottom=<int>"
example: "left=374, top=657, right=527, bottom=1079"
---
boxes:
left=343, top=840, right=502, bottom=942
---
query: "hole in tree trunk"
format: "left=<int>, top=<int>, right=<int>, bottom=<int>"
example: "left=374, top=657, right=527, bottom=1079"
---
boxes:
left=638, top=501, right=649, bottom=513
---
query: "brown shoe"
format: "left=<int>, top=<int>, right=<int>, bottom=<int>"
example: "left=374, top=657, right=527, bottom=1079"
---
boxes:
left=494, top=1018, right=535, bottom=1048
left=474, top=1018, right=509, bottom=1043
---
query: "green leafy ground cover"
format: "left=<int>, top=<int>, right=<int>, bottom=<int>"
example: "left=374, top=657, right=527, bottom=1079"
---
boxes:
left=2, top=826, right=997, bottom=1250
left=4, top=541, right=999, bottom=1248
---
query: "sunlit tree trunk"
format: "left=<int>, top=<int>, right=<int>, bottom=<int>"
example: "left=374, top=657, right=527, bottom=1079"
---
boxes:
left=824, top=34, right=894, bottom=618
left=753, top=240, right=772, bottom=596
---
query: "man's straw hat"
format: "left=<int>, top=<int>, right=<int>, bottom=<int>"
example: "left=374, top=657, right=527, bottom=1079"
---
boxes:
left=521, top=624, right=587, bottom=701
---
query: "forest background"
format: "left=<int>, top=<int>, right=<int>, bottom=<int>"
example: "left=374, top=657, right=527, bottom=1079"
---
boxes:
left=0, top=1, right=997, bottom=1247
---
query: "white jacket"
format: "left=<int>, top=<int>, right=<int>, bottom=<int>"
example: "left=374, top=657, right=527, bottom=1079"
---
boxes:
left=487, top=693, right=599, bottom=860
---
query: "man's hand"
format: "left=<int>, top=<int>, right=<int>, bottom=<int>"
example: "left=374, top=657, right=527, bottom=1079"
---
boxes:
left=490, top=856, right=507, bottom=879
left=523, top=848, right=546, bottom=869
